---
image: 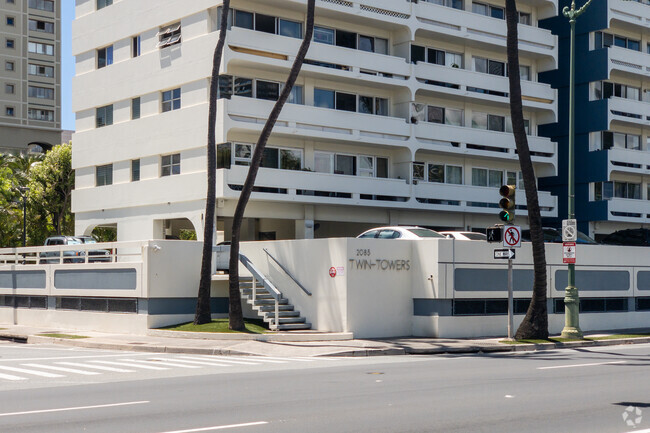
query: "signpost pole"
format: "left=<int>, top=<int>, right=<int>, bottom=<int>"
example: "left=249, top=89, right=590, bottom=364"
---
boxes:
left=507, top=258, right=514, bottom=340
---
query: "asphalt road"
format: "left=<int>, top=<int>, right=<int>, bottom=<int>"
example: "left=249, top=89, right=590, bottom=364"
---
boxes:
left=0, top=341, right=648, bottom=433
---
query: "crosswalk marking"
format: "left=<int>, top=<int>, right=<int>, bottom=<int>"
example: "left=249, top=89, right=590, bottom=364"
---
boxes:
left=120, top=359, right=202, bottom=369
left=0, top=372, right=26, bottom=381
left=182, top=356, right=258, bottom=366
left=56, top=362, right=135, bottom=373
left=88, top=360, right=169, bottom=371
left=21, top=363, right=101, bottom=376
left=0, top=365, right=63, bottom=378
left=250, top=356, right=315, bottom=362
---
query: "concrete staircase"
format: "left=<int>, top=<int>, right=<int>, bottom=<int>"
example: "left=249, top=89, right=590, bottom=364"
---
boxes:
left=240, top=276, right=311, bottom=331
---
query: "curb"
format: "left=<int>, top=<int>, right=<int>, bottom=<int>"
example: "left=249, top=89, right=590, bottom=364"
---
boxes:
left=146, top=329, right=355, bottom=342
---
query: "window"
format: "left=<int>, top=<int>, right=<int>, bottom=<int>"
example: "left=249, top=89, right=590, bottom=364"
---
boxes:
left=234, top=10, right=253, bottom=29
left=131, top=160, right=140, bottom=182
left=28, top=108, right=53, bottom=121
left=161, top=154, right=181, bottom=176
left=5, top=84, right=14, bottom=94
left=256, top=80, right=280, bottom=101
left=595, top=181, right=640, bottom=200
left=131, top=97, right=141, bottom=120
left=158, top=22, right=181, bottom=48
left=335, top=154, right=356, bottom=175
left=314, top=26, right=335, bottom=45
left=6, top=39, right=14, bottom=49
left=474, top=57, right=505, bottom=76
left=316, top=88, right=388, bottom=116
left=279, top=19, right=302, bottom=39
left=518, top=12, right=531, bottom=25
left=230, top=9, right=302, bottom=39
left=413, top=162, right=425, bottom=181
left=473, top=2, right=504, bottom=19
left=5, top=61, right=14, bottom=71
left=336, top=30, right=357, bottom=49
left=28, top=86, right=54, bottom=99
left=519, top=65, right=530, bottom=81
left=359, top=96, right=389, bottom=116
left=6, top=16, right=14, bottom=26
left=28, top=19, right=54, bottom=33
left=427, top=106, right=464, bottom=126
left=5, top=107, right=15, bottom=116
left=162, top=88, right=181, bottom=112
left=488, top=114, right=505, bottom=132
left=96, top=164, right=113, bottom=186
left=314, top=88, right=335, bottom=109
left=472, top=168, right=505, bottom=187
left=96, top=104, right=113, bottom=128
left=358, top=35, right=389, bottom=55
left=255, top=13, right=276, bottom=34
left=132, top=35, right=141, bottom=57
left=28, top=42, right=54, bottom=55
left=234, top=144, right=251, bottom=166
left=423, top=0, right=463, bottom=9
left=261, top=147, right=303, bottom=170
left=336, top=92, right=356, bottom=112
left=600, top=82, right=641, bottom=101
left=28, top=64, right=54, bottom=77
left=28, top=0, right=54, bottom=12
left=217, top=143, right=232, bottom=169
left=97, top=0, right=113, bottom=10
left=288, top=85, right=303, bottom=105
left=594, top=32, right=640, bottom=52
left=411, top=44, right=462, bottom=68
left=599, top=131, right=642, bottom=150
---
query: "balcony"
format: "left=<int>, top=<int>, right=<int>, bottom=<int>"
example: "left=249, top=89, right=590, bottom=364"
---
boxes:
left=413, top=2, right=557, bottom=62
left=413, top=122, right=557, bottom=168
left=608, top=46, right=650, bottom=78
left=221, top=97, right=411, bottom=146
left=217, top=165, right=412, bottom=208
left=607, top=97, right=650, bottom=129
left=413, top=61, right=556, bottom=116
left=605, top=147, right=650, bottom=176
left=601, top=197, right=650, bottom=224
left=413, top=182, right=558, bottom=217
left=226, top=27, right=411, bottom=84
left=609, top=0, right=650, bottom=32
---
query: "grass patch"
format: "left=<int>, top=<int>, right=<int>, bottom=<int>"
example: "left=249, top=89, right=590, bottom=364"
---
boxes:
left=500, top=333, right=650, bottom=345
left=162, top=318, right=269, bottom=334
left=38, top=333, right=89, bottom=339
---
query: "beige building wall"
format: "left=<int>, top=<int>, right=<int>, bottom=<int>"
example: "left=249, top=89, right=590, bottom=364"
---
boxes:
left=0, top=0, right=61, bottom=154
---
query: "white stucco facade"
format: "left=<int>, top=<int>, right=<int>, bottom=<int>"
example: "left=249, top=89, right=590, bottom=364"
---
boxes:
left=71, top=0, right=559, bottom=242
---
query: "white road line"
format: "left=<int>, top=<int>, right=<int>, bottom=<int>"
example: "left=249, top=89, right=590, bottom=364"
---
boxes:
left=89, top=360, right=169, bottom=371
left=120, top=359, right=202, bottom=369
left=159, top=421, right=268, bottom=433
left=246, top=356, right=315, bottom=362
left=625, top=429, right=650, bottom=433
left=0, top=372, right=26, bottom=381
left=56, top=362, right=135, bottom=373
left=538, top=360, right=627, bottom=370
left=165, top=358, right=233, bottom=367
left=0, top=365, right=63, bottom=378
left=0, top=401, right=149, bottom=417
left=231, top=357, right=287, bottom=364
left=21, top=363, right=101, bottom=376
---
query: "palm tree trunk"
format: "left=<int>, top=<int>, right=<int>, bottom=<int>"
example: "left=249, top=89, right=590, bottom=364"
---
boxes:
left=228, top=0, right=316, bottom=331
left=195, top=0, right=231, bottom=325
left=505, top=0, right=549, bottom=339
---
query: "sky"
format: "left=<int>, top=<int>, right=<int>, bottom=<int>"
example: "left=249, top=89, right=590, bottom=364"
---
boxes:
left=61, top=1, right=74, bottom=131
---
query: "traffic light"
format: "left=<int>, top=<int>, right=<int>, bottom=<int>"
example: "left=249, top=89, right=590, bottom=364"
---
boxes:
left=486, top=226, right=503, bottom=243
left=498, top=185, right=516, bottom=223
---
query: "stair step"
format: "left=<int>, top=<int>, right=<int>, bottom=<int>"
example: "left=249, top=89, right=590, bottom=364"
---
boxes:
left=241, top=288, right=270, bottom=295
left=257, top=304, right=294, bottom=312
left=264, top=311, right=300, bottom=318
left=275, top=317, right=306, bottom=324
left=276, top=323, right=311, bottom=331
left=254, top=298, right=289, bottom=306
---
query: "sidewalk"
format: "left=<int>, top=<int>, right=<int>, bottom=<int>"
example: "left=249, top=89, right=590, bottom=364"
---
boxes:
left=0, top=325, right=648, bottom=357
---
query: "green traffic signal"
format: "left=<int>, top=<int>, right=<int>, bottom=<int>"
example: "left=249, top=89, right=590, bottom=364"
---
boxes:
left=498, top=185, right=516, bottom=223
left=499, top=210, right=513, bottom=223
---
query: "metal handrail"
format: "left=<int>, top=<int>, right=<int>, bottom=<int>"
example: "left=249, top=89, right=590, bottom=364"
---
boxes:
left=239, top=254, right=282, bottom=331
left=263, top=248, right=312, bottom=296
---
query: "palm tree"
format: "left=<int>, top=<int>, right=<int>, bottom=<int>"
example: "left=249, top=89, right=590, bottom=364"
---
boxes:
left=505, top=0, right=549, bottom=339
left=195, top=0, right=232, bottom=325
left=227, top=0, right=316, bottom=331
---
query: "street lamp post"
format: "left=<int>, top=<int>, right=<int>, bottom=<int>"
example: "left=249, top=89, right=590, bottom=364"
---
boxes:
left=17, top=186, right=29, bottom=247
left=561, top=0, right=592, bottom=339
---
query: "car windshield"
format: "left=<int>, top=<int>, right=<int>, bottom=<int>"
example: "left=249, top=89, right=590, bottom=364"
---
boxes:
left=82, top=238, right=97, bottom=244
left=67, top=239, right=83, bottom=245
left=462, top=233, right=487, bottom=240
left=407, top=228, right=444, bottom=238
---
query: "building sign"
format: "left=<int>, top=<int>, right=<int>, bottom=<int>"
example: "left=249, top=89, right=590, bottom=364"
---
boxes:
left=329, top=267, right=337, bottom=278
left=563, top=242, right=576, bottom=264
left=348, top=258, right=411, bottom=271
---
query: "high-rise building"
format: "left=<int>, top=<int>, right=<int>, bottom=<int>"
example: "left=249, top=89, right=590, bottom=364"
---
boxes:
left=71, top=0, right=559, bottom=242
left=540, top=0, right=650, bottom=240
left=0, top=0, right=61, bottom=155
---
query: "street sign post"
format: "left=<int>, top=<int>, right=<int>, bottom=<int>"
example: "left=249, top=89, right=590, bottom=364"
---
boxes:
left=503, top=225, right=521, bottom=248
left=494, top=249, right=516, bottom=260
left=563, top=242, right=576, bottom=264
left=562, top=219, right=577, bottom=242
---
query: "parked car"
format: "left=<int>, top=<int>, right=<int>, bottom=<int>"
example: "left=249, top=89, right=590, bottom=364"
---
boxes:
left=357, top=226, right=445, bottom=239
left=521, top=227, right=598, bottom=244
left=601, top=228, right=650, bottom=247
left=76, top=235, right=112, bottom=262
left=39, top=236, right=85, bottom=264
left=439, top=231, right=487, bottom=241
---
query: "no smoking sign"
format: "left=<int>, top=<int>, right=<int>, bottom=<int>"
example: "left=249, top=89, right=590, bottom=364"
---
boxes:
left=503, top=225, right=521, bottom=248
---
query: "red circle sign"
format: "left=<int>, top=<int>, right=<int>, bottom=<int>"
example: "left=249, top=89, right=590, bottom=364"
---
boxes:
left=504, top=227, right=520, bottom=246
left=329, top=267, right=337, bottom=278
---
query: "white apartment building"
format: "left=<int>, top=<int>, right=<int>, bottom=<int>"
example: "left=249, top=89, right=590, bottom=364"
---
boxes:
left=71, top=0, right=559, bottom=242
left=1, top=0, right=61, bottom=154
